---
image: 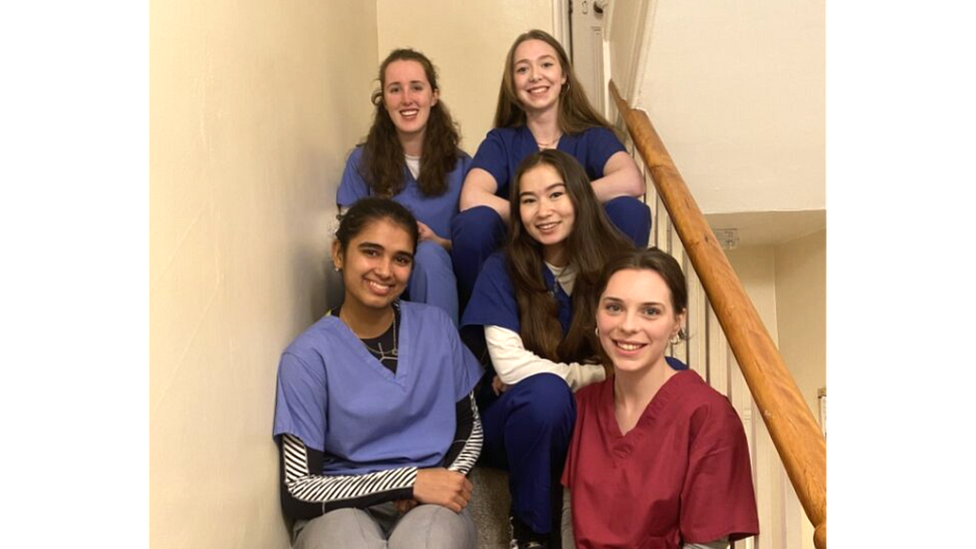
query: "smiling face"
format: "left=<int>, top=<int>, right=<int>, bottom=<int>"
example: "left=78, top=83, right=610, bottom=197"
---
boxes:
left=382, top=59, right=439, bottom=141
left=596, top=268, right=686, bottom=374
left=518, top=163, right=576, bottom=265
left=512, top=39, right=567, bottom=115
left=332, top=217, right=414, bottom=313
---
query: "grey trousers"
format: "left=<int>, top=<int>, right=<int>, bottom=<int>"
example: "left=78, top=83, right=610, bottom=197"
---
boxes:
left=293, top=503, right=477, bottom=549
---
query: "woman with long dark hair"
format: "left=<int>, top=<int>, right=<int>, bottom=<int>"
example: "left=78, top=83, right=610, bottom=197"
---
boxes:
left=338, top=48, right=468, bottom=324
left=451, top=29, right=650, bottom=310
left=273, top=198, right=483, bottom=549
left=460, top=150, right=641, bottom=549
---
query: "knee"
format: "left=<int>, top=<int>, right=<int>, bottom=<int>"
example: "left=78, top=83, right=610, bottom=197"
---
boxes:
left=294, top=509, right=376, bottom=549
left=389, top=505, right=476, bottom=549
left=412, top=241, right=453, bottom=274
left=451, top=206, right=505, bottom=251
left=603, top=196, right=651, bottom=246
left=604, top=196, right=650, bottom=220
left=514, top=374, right=575, bottom=431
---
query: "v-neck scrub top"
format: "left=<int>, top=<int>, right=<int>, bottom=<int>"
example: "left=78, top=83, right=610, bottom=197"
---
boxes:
left=562, top=370, right=759, bottom=549
left=452, top=125, right=648, bottom=313
left=273, top=301, right=482, bottom=476
left=469, top=125, right=625, bottom=201
left=461, top=252, right=572, bottom=337
left=337, top=147, right=470, bottom=239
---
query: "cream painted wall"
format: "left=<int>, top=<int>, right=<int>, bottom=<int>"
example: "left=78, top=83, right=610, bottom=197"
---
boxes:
left=771, top=230, right=825, bottom=549
left=150, top=1, right=377, bottom=548
left=375, top=0, right=554, bottom=155
left=774, top=229, right=826, bottom=421
left=726, top=235, right=828, bottom=406
left=772, top=235, right=825, bottom=549
left=726, top=234, right=825, bottom=549
left=621, top=0, right=825, bottom=215
left=726, top=231, right=827, bottom=426
left=725, top=246, right=780, bottom=342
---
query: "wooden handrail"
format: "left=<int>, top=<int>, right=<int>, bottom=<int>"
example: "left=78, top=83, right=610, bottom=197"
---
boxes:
left=610, top=81, right=827, bottom=549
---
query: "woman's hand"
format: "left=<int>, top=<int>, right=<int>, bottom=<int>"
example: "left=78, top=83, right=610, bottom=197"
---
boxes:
left=492, top=375, right=509, bottom=395
left=417, top=221, right=452, bottom=251
left=417, top=221, right=436, bottom=242
left=414, top=468, right=473, bottom=512
left=394, top=498, right=419, bottom=515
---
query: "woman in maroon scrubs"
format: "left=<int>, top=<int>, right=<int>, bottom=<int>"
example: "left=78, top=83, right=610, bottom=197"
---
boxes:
left=562, top=248, right=759, bottom=549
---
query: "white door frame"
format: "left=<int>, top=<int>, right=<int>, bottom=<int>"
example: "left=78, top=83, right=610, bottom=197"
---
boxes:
left=552, top=0, right=571, bottom=53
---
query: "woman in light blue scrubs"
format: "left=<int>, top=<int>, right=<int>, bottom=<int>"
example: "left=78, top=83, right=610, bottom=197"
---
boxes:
left=338, top=49, right=470, bottom=325
left=274, top=198, right=483, bottom=549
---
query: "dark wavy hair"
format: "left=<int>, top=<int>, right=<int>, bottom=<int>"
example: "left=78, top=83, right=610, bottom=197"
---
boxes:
left=505, top=149, right=633, bottom=363
left=360, top=49, right=461, bottom=198
left=493, top=29, right=617, bottom=137
left=335, top=197, right=419, bottom=257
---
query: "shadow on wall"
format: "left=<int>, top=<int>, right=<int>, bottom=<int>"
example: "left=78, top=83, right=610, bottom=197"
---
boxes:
left=317, top=256, right=345, bottom=315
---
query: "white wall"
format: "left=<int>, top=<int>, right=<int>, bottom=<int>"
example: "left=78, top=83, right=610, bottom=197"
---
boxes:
left=376, top=0, right=554, bottom=155
left=613, top=0, right=825, bottom=216
left=149, top=1, right=378, bottom=548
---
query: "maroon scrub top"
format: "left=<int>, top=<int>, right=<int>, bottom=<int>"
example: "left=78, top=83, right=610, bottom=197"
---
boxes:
left=562, top=370, right=759, bottom=549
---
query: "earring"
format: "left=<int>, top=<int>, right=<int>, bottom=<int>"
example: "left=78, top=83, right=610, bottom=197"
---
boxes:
left=594, top=326, right=600, bottom=337
left=669, top=332, right=682, bottom=345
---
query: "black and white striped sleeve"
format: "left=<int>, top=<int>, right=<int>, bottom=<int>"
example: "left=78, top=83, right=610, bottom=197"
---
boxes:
left=278, top=434, right=416, bottom=520
left=443, top=392, right=483, bottom=475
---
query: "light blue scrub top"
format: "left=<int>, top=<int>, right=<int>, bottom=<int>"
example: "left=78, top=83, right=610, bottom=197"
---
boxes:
left=273, top=301, right=483, bottom=476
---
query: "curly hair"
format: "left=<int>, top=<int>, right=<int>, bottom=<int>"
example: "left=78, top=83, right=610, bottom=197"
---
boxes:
left=360, top=48, right=461, bottom=198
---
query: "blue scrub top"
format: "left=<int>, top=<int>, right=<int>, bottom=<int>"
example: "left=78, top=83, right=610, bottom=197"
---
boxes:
left=469, top=125, right=625, bottom=200
left=461, top=253, right=690, bottom=373
left=273, top=301, right=483, bottom=476
left=337, top=147, right=471, bottom=239
left=460, top=253, right=572, bottom=337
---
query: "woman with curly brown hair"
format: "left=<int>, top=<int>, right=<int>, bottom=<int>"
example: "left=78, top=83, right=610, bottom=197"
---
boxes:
left=338, top=48, right=469, bottom=325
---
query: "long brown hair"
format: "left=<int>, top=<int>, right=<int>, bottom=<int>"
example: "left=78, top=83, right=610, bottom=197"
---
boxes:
left=505, top=150, right=633, bottom=363
left=360, top=49, right=461, bottom=198
left=493, top=29, right=617, bottom=136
